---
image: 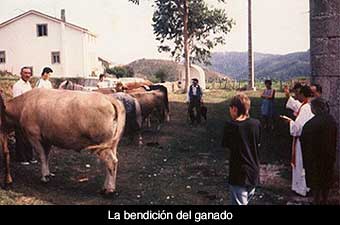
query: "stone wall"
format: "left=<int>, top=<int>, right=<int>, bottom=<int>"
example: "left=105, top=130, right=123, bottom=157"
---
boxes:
left=310, top=0, right=340, bottom=172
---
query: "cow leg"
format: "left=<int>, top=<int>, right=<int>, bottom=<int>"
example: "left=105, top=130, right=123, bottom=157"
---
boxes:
left=138, top=133, right=143, bottom=146
left=156, top=106, right=164, bottom=131
left=135, top=100, right=143, bottom=146
left=1, top=134, right=13, bottom=188
left=147, top=116, right=151, bottom=128
left=29, top=139, right=50, bottom=183
left=97, top=149, right=118, bottom=194
left=43, top=142, right=54, bottom=177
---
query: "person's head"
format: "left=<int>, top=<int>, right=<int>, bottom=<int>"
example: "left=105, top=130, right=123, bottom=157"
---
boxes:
left=310, top=83, right=322, bottom=98
left=192, top=78, right=199, bottom=86
left=296, top=85, right=312, bottom=102
left=41, top=67, right=53, bottom=80
left=264, top=80, right=272, bottom=89
left=20, top=66, right=32, bottom=82
left=229, top=93, right=251, bottom=120
left=292, top=82, right=303, bottom=96
left=99, top=74, right=105, bottom=82
left=311, top=97, right=329, bottom=115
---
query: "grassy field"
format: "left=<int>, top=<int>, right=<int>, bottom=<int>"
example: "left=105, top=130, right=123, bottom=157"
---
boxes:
left=0, top=87, right=339, bottom=205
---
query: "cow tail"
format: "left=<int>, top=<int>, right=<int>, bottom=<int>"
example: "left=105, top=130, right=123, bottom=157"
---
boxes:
left=110, top=97, right=126, bottom=142
left=162, top=86, right=170, bottom=121
left=0, top=92, right=6, bottom=125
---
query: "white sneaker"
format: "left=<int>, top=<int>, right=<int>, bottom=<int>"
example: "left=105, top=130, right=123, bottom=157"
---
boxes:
left=20, top=161, right=30, bottom=166
left=30, top=159, right=38, bottom=164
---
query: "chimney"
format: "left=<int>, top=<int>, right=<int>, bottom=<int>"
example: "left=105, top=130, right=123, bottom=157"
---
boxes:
left=61, top=9, right=66, bottom=22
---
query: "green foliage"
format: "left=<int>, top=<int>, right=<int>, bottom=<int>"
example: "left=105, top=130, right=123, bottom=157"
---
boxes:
left=152, top=0, right=234, bottom=65
left=106, top=66, right=134, bottom=78
left=154, top=69, right=168, bottom=82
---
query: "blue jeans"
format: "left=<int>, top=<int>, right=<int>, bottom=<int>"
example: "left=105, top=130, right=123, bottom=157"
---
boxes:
left=229, top=185, right=255, bottom=205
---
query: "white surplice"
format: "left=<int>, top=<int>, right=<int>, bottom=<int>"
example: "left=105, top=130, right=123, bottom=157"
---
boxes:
left=289, top=102, right=314, bottom=196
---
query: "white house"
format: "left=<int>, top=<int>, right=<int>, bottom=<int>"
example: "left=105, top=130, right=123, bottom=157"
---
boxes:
left=0, top=9, right=101, bottom=78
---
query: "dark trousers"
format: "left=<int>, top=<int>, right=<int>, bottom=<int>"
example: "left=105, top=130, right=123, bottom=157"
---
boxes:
left=188, top=97, right=201, bottom=124
left=15, top=128, right=33, bottom=162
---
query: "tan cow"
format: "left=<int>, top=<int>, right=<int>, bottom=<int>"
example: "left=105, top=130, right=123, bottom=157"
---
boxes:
left=0, top=88, right=125, bottom=194
left=130, top=90, right=169, bottom=130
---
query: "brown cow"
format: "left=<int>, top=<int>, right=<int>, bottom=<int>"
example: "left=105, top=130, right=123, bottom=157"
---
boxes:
left=0, top=89, right=125, bottom=194
left=130, top=90, right=168, bottom=130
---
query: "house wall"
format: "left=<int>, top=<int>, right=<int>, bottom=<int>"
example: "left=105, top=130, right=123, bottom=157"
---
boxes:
left=180, top=64, right=206, bottom=90
left=310, top=0, right=340, bottom=171
left=0, top=14, right=62, bottom=77
left=0, top=12, right=99, bottom=78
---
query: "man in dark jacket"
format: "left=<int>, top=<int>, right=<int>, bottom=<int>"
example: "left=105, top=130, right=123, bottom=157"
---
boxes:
left=187, top=78, right=203, bottom=125
left=300, top=97, right=338, bottom=204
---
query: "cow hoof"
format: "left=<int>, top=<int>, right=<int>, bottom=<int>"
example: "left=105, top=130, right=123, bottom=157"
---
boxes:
left=41, top=176, right=50, bottom=183
left=49, top=173, right=56, bottom=177
left=99, top=189, right=118, bottom=198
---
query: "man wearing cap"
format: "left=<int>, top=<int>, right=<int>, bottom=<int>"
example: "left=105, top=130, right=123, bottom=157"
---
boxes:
left=187, top=78, right=203, bottom=125
left=12, top=66, right=37, bottom=165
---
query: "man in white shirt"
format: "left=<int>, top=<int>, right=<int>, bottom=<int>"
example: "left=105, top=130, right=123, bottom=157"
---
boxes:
left=36, top=67, right=53, bottom=89
left=12, top=67, right=37, bottom=165
left=13, top=67, right=33, bottom=98
left=97, top=74, right=107, bottom=89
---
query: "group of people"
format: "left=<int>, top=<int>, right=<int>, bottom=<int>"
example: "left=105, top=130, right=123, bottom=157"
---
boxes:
left=12, top=66, right=53, bottom=165
left=283, top=83, right=337, bottom=204
left=222, top=80, right=338, bottom=205
left=8, top=69, right=338, bottom=205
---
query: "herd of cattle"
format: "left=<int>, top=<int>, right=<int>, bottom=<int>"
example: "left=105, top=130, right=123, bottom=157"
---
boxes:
left=0, top=80, right=170, bottom=195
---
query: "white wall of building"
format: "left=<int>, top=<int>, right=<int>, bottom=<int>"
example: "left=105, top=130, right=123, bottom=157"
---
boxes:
left=0, top=12, right=99, bottom=78
left=180, top=64, right=206, bottom=90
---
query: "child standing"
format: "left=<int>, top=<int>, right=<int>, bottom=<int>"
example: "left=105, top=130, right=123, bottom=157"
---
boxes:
left=261, top=80, right=275, bottom=130
left=222, top=93, right=261, bottom=205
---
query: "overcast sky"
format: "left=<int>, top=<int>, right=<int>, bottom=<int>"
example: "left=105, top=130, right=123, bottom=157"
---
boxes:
left=0, top=0, right=310, bottom=64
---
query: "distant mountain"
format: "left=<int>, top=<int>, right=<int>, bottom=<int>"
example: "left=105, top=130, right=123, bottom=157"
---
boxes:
left=205, top=50, right=310, bottom=80
left=128, top=58, right=231, bottom=82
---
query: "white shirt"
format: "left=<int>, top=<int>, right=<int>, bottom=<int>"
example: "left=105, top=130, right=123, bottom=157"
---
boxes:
left=286, top=96, right=302, bottom=116
left=13, top=78, right=32, bottom=98
left=186, top=85, right=203, bottom=102
left=97, top=81, right=107, bottom=88
left=36, top=78, right=53, bottom=89
left=289, top=103, right=314, bottom=137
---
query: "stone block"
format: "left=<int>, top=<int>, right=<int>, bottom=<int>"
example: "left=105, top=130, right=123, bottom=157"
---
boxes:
left=312, top=77, right=340, bottom=106
left=311, top=55, right=340, bottom=76
left=310, top=16, right=340, bottom=38
left=310, top=0, right=340, bottom=17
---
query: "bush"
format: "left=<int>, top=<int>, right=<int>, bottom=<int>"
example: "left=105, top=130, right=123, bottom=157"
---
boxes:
left=106, top=66, right=134, bottom=78
left=153, top=69, right=168, bottom=83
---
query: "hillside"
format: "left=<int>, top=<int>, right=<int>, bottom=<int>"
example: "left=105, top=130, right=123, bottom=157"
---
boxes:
left=128, top=59, right=231, bottom=82
left=206, top=50, right=310, bottom=80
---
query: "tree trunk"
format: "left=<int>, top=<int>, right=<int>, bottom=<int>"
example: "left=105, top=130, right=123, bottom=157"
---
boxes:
left=183, top=0, right=190, bottom=93
left=248, top=0, right=255, bottom=90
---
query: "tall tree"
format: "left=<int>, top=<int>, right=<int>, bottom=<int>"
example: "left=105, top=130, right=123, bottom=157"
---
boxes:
left=130, top=0, right=233, bottom=92
left=153, top=0, right=233, bottom=91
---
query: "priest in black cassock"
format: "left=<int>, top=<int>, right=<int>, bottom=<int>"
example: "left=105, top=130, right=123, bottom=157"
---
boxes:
left=300, top=97, right=338, bottom=204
